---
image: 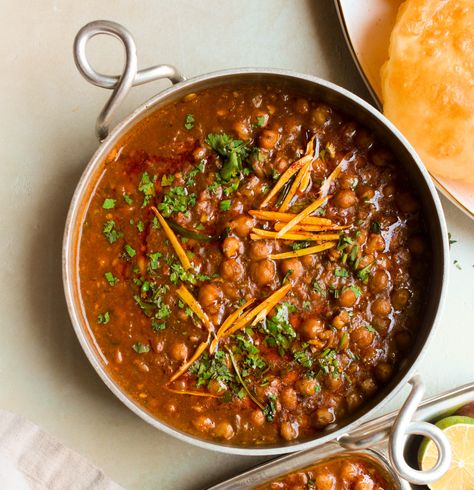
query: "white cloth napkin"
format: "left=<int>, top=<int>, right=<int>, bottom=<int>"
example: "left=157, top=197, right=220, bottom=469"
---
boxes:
left=0, top=409, right=123, bottom=490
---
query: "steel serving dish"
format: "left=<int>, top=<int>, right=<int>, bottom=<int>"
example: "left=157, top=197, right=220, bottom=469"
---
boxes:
left=208, top=382, right=474, bottom=489
left=63, top=20, right=451, bottom=484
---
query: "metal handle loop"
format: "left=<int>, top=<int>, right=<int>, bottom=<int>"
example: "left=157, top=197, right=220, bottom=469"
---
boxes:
left=73, top=20, right=185, bottom=141
left=389, top=374, right=452, bottom=484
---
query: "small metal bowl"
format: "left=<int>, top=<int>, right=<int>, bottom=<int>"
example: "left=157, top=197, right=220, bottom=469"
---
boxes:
left=63, top=20, right=451, bottom=484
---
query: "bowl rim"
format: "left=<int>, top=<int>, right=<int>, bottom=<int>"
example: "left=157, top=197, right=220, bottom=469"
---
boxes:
left=63, top=67, right=449, bottom=455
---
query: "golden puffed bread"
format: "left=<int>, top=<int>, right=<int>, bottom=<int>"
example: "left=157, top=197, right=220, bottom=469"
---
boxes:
left=381, top=0, right=474, bottom=182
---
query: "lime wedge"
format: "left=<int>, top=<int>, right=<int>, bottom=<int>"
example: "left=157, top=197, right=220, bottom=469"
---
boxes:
left=418, top=415, right=474, bottom=490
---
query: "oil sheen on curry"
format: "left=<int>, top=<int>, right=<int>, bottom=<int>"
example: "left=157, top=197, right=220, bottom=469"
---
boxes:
left=79, top=84, right=429, bottom=445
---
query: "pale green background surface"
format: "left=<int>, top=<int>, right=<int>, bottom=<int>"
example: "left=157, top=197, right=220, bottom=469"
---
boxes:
left=0, top=1, right=473, bottom=488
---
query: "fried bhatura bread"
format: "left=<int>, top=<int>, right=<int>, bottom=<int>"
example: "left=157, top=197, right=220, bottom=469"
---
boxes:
left=381, top=0, right=474, bottom=182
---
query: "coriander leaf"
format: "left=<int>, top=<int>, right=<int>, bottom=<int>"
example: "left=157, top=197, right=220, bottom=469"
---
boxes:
left=161, top=174, right=175, bottom=187
left=102, top=220, right=123, bottom=244
left=357, top=261, right=375, bottom=283
left=157, top=186, right=196, bottom=217
left=122, top=192, right=133, bottom=205
left=102, top=198, right=116, bottom=209
left=365, top=324, right=377, bottom=333
left=189, top=351, right=233, bottom=387
left=256, top=115, right=266, bottom=127
left=263, top=392, right=277, bottom=422
left=104, top=271, right=119, bottom=286
left=124, top=244, right=136, bottom=258
left=291, top=240, right=311, bottom=251
left=136, top=220, right=145, bottom=232
left=313, top=281, right=326, bottom=297
left=318, top=348, right=340, bottom=378
left=259, top=303, right=296, bottom=356
left=97, top=311, right=110, bottom=324
left=334, top=267, right=349, bottom=278
left=294, top=350, right=313, bottom=368
left=371, top=220, right=381, bottom=234
left=205, top=133, right=250, bottom=181
left=132, top=342, right=150, bottom=354
left=138, top=172, right=156, bottom=207
left=148, top=252, right=162, bottom=270
left=151, top=320, right=166, bottom=331
left=184, top=113, right=195, bottom=130
left=220, top=199, right=231, bottom=211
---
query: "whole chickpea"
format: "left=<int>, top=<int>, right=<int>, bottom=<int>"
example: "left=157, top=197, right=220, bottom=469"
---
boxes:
left=259, top=129, right=279, bottom=149
left=313, top=407, right=335, bottom=428
left=338, top=288, right=357, bottom=308
left=222, top=236, right=243, bottom=258
left=213, top=421, right=235, bottom=440
left=169, top=342, right=188, bottom=361
left=220, top=259, right=244, bottom=281
left=371, top=298, right=392, bottom=317
left=198, top=283, right=223, bottom=310
left=280, top=421, right=299, bottom=441
left=192, top=415, right=215, bottom=432
left=249, top=240, right=271, bottom=260
left=280, top=387, right=298, bottom=410
left=295, top=378, right=320, bottom=396
left=250, top=259, right=276, bottom=286
left=351, top=327, right=374, bottom=349
left=396, top=192, right=419, bottom=214
left=375, top=361, right=393, bottom=383
left=366, top=234, right=385, bottom=253
left=334, top=189, right=357, bottom=209
left=301, top=318, right=324, bottom=340
left=369, top=269, right=389, bottom=292
left=250, top=409, right=265, bottom=427
left=280, top=258, right=304, bottom=280
left=230, top=215, right=255, bottom=238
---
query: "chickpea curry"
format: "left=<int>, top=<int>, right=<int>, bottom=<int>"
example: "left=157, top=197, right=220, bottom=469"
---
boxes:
left=255, top=455, right=395, bottom=489
left=79, top=84, right=429, bottom=445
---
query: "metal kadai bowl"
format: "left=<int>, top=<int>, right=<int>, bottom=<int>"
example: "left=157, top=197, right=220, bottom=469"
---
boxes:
left=63, top=20, right=451, bottom=485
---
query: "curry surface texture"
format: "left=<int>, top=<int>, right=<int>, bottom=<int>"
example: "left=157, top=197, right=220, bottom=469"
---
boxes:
left=79, top=83, right=429, bottom=445
left=255, top=455, right=394, bottom=489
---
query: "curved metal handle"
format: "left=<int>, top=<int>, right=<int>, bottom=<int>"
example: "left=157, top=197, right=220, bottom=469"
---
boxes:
left=73, top=20, right=185, bottom=141
left=389, top=374, right=452, bottom=485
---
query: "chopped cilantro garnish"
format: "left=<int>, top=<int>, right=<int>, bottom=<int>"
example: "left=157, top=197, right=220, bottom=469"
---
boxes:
left=102, top=198, right=116, bottom=209
left=97, top=311, right=110, bottom=324
left=313, top=281, right=326, bottom=297
left=291, top=240, right=311, bottom=251
left=151, top=320, right=166, bottom=331
left=136, top=220, right=145, bottom=232
left=303, top=300, right=311, bottom=311
left=357, top=261, right=375, bottom=283
left=235, top=334, right=266, bottom=371
left=253, top=115, right=266, bottom=127
left=205, top=133, right=250, bottom=181
left=184, top=113, right=195, bottom=130
left=220, top=199, right=231, bottom=211
left=189, top=351, right=233, bottom=387
left=263, top=392, right=277, bottom=422
left=259, top=303, right=296, bottom=355
left=157, top=186, right=196, bottom=217
left=138, top=172, right=156, bottom=207
left=124, top=244, right=136, bottom=258
left=104, top=271, right=119, bottom=286
left=122, top=192, right=133, bottom=205
left=334, top=267, right=349, bottom=278
left=294, top=350, right=313, bottom=368
left=319, top=348, right=340, bottom=378
left=365, top=324, right=377, bottom=333
left=102, top=220, right=123, bottom=244
left=185, top=160, right=205, bottom=186
left=349, top=285, right=362, bottom=298
left=161, top=174, right=175, bottom=187
left=148, top=252, right=162, bottom=270
left=132, top=342, right=150, bottom=354
left=371, top=220, right=381, bottom=234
